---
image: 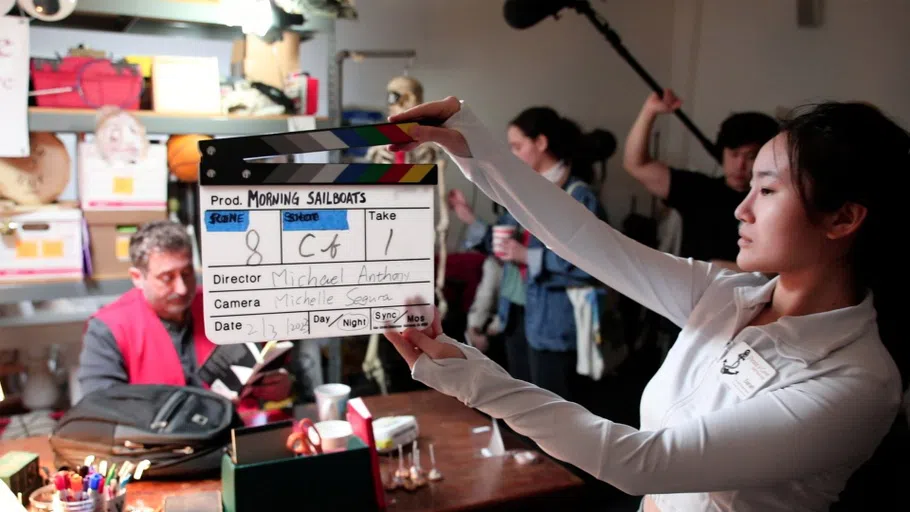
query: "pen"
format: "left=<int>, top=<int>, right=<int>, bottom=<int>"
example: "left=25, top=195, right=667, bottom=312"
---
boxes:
left=54, top=472, right=68, bottom=502
left=70, top=474, right=83, bottom=501
left=118, top=460, right=135, bottom=481
left=133, top=460, right=151, bottom=481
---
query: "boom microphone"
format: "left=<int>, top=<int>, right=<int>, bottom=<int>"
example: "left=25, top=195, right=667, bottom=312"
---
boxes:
left=503, top=0, right=575, bottom=29
left=501, top=0, right=722, bottom=163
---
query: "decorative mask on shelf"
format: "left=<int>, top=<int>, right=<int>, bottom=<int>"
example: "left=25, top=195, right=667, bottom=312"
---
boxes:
left=95, top=106, right=149, bottom=165
left=386, top=76, right=423, bottom=118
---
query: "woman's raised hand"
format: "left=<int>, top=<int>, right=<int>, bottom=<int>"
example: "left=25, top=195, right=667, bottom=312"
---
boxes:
left=447, top=189, right=477, bottom=225
left=388, top=96, right=472, bottom=157
left=383, top=304, right=466, bottom=370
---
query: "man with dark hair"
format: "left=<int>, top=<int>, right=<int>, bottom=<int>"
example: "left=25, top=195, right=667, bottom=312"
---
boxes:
left=76, top=220, right=292, bottom=406
left=623, top=89, right=780, bottom=269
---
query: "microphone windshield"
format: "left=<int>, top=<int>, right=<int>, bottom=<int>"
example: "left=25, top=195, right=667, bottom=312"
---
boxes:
left=503, top=0, right=570, bottom=29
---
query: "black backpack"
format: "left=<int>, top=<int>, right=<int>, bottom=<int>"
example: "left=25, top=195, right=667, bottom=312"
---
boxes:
left=50, top=384, right=242, bottom=479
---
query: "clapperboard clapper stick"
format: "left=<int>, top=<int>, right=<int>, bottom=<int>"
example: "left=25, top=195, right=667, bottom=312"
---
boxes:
left=196, top=120, right=443, bottom=345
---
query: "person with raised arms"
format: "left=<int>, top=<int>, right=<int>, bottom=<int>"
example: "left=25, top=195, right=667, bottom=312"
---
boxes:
left=381, top=96, right=907, bottom=511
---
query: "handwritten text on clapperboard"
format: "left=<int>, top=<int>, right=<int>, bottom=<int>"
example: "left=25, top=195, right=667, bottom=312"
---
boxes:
left=199, top=184, right=435, bottom=344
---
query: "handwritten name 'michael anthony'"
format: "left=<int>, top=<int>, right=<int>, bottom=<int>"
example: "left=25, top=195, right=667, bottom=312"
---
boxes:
left=270, top=265, right=411, bottom=288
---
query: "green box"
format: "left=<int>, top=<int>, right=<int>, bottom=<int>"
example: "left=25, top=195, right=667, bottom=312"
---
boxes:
left=0, top=451, right=41, bottom=500
left=221, top=436, right=379, bottom=512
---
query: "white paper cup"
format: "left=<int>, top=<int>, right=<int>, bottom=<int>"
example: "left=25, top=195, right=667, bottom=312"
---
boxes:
left=315, top=420, right=354, bottom=452
left=492, top=225, right=516, bottom=259
left=314, top=383, right=351, bottom=421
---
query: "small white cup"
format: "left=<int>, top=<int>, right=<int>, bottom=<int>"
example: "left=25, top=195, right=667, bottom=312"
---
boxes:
left=315, top=420, right=354, bottom=452
left=492, top=225, right=516, bottom=259
left=314, top=383, right=351, bottom=421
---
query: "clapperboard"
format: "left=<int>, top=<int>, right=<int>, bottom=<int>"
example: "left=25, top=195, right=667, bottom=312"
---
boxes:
left=197, top=122, right=438, bottom=344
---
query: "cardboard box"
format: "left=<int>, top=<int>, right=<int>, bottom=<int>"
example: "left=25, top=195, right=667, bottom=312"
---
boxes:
left=85, top=210, right=167, bottom=279
left=78, top=140, right=168, bottom=212
left=232, top=32, right=301, bottom=90
left=0, top=205, right=83, bottom=283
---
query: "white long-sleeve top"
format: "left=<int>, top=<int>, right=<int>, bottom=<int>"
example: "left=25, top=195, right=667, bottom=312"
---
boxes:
left=410, top=103, right=904, bottom=511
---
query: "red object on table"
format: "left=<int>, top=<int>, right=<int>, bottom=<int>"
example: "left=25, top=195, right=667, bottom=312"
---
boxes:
left=31, top=57, right=143, bottom=109
left=347, top=397, right=386, bottom=511
left=305, top=74, right=319, bottom=115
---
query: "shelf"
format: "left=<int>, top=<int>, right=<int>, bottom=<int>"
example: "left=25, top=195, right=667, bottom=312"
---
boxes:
left=0, top=311, right=94, bottom=328
left=0, top=278, right=134, bottom=303
left=24, top=0, right=337, bottom=40
left=29, top=107, right=330, bottom=136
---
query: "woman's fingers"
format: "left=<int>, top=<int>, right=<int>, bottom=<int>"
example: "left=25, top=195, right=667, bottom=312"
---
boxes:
left=402, top=328, right=465, bottom=362
left=388, top=141, right=419, bottom=153
left=447, top=189, right=466, bottom=205
left=386, top=97, right=470, bottom=156
left=399, top=125, right=471, bottom=157
left=427, top=305, right=443, bottom=338
left=383, top=302, right=464, bottom=368
left=384, top=328, right=422, bottom=369
left=389, top=96, right=461, bottom=124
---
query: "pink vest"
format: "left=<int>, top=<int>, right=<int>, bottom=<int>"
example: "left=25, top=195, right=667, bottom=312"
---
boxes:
left=92, top=288, right=216, bottom=387
left=92, top=288, right=289, bottom=425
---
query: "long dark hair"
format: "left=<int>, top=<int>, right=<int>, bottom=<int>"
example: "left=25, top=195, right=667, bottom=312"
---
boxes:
left=782, top=101, right=909, bottom=388
left=510, top=107, right=616, bottom=185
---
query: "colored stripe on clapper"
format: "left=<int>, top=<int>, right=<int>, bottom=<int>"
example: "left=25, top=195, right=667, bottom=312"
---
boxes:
left=224, top=163, right=436, bottom=185
left=198, top=123, right=422, bottom=163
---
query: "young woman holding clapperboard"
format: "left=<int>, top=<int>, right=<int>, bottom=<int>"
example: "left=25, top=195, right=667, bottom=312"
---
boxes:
left=382, top=96, right=909, bottom=511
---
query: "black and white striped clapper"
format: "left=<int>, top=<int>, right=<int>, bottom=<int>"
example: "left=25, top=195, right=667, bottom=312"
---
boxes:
left=196, top=122, right=438, bottom=344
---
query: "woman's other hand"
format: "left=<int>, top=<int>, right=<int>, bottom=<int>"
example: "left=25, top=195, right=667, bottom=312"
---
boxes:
left=447, top=189, right=477, bottom=225
left=498, top=238, right=528, bottom=264
left=388, top=96, right=472, bottom=157
left=384, top=305, right=466, bottom=370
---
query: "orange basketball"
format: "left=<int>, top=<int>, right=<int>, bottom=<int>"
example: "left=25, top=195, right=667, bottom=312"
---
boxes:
left=167, top=134, right=212, bottom=182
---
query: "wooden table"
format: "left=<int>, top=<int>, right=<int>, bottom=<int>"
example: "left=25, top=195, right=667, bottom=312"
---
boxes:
left=1, top=390, right=584, bottom=511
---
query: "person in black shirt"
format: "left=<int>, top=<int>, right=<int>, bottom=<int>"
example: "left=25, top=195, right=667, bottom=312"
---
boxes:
left=623, top=89, right=779, bottom=268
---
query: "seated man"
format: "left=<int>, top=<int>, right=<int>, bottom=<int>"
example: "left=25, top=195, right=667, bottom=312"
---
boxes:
left=76, top=220, right=292, bottom=409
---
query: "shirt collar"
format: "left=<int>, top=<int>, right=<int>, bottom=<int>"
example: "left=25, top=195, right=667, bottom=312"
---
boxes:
left=540, top=160, right=568, bottom=184
left=734, top=276, right=876, bottom=363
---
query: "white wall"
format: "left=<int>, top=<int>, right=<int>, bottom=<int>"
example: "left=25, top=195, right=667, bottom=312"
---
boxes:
left=664, top=0, right=910, bottom=174
left=326, top=0, right=678, bottom=229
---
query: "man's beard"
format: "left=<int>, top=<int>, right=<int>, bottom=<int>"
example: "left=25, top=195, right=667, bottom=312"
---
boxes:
left=165, top=290, right=195, bottom=310
left=144, top=287, right=195, bottom=316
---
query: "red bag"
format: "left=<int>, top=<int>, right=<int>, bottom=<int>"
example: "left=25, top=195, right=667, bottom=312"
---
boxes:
left=31, top=56, right=143, bottom=110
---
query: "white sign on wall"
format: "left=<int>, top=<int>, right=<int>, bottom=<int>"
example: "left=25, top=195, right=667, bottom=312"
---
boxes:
left=0, top=16, right=29, bottom=158
left=197, top=122, right=438, bottom=344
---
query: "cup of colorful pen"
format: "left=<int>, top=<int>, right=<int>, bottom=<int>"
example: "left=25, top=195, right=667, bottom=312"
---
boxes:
left=29, top=456, right=150, bottom=512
